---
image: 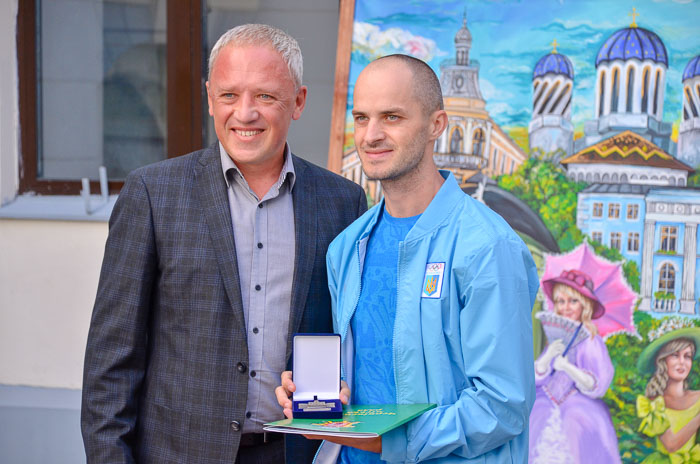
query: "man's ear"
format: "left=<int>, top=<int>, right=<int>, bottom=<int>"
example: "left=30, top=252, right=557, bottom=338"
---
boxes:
left=292, top=85, right=308, bottom=121
left=429, top=109, right=448, bottom=140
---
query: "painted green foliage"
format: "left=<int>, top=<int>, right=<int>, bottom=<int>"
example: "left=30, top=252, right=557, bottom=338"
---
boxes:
left=497, top=156, right=586, bottom=252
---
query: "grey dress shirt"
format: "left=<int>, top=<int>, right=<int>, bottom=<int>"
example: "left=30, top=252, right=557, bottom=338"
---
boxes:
left=220, top=143, right=296, bottom=433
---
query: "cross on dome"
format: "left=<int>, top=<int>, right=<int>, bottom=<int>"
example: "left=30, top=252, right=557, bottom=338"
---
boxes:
left=550, top=39, right=559, bottom=54
left=629, top=7, right=639, bottom=28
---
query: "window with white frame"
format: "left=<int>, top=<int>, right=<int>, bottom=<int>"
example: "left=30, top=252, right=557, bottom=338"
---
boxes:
left=659, top=263, right=675, bottom=292
left=628, top=232, right=640, bottom=252
left=627, top=204, right=639, bottom=220
left=608, top=203, right=620, bottom=219
left=610, top=232, right=621, bottom=251
left=592, top=202, right=603, bottom=217
left=591, top=231, right=603, bottom=243
left=660, top=226, right=678, bottom=252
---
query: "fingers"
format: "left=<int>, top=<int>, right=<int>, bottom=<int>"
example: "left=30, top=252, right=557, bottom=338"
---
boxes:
left=545, top=339, right=565, bottom=360
left=550, top=339, right=565, bottom=353
left=340, top=380, right=351, bottom=405
left=281, top=370, right=296, bottom=392
left=275, top=371, right=296, bottom=417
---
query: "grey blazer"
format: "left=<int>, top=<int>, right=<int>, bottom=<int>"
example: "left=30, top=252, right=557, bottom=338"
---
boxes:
left=81, top=144, right=367, bottom=463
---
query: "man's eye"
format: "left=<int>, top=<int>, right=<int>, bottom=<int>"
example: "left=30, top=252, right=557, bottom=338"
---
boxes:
left=354, top=115, right=367, bottom=122
left=259, top=94, right=273, bottom=100
left=386, top=115, right=399, bottom=121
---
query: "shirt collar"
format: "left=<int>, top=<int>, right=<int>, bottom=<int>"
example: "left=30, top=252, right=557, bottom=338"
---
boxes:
left=219, top=142, right=296, bottom=193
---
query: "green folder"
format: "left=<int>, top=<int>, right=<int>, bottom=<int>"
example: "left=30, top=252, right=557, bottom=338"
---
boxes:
left=263, top=403, right=436, bottom=438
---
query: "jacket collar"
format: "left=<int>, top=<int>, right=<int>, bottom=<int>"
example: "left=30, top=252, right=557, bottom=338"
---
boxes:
left=366, top=170, right=463, bottom=242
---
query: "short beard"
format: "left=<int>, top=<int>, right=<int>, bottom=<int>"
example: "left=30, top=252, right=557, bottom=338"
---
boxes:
left=361, top=130, right=429, bottom=183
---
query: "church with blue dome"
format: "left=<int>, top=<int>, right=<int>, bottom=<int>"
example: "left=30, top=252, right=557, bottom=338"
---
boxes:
left=528, top=41, right=575, bottom=158
left=678, top=54, right=700, bottom=165
left=579, top=14, right=674, bottom=154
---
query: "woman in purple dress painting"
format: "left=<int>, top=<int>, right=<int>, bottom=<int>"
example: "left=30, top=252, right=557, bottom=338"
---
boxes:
left=529, top=269, right=621, bottom=463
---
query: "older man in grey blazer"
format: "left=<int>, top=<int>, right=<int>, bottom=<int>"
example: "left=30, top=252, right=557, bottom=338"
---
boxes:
left=81, top=24, right=366, bottom=464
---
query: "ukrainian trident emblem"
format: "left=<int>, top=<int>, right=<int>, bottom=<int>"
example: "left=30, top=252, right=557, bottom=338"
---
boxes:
left=424, top=275, right=438, bottom=296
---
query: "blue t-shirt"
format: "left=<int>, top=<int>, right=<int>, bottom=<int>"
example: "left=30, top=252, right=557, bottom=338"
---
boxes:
left=340, top=206, right=420, bottom=464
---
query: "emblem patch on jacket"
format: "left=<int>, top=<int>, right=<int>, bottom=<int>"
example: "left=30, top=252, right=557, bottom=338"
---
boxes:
left=422, top=262, right=445, bottom=298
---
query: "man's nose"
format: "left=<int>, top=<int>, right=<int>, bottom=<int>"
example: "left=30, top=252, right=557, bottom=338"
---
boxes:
left=234, top=93, right=259, bottom=122
left=364, top=119, right=385, bottom=145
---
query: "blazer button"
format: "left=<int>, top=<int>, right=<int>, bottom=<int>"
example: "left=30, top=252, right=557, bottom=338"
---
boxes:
left=237, top=362, right=247, bottom=373
left=230, top=421, right=241, bottom=432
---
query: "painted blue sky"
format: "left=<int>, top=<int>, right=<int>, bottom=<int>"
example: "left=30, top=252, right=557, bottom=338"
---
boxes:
left=348, top=0, right=700, bottom=133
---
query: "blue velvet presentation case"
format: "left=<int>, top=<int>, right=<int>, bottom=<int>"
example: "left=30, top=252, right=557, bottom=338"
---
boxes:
left=292, top=333, right=343, bottom=419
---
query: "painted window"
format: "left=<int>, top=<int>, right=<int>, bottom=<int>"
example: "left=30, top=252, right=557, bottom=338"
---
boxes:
left=653, top=70, right=661, bottom=116
left=626, top=67, right=634, bottom=113
left=660, top=226, right=678, bottom=252
left=591, top=231, right=603, bottom=243
left=610, top=232, right=622, bottom=251
left=472, top=128, right=484, bottom=156
left=450, top=127, right=463, bottom=153
left=598, top=71, right=606, bottom=117
left=658, top=263, right=675, bottom=292
left=627, top=204, right=639, bottom=220
left=686, top=87, right=699, bottom=118
left=611, top=68, right=620, bottom=113
left=641, top=67, right=650, bottom=113
left=593, top=202, right=603, bottom=217
left=628, top=232, right=640, bottom=252
left=608, top=203, right=620, bottom=219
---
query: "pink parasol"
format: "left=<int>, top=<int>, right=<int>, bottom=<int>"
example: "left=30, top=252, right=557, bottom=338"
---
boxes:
left=540, top=243, right=638, bottom=339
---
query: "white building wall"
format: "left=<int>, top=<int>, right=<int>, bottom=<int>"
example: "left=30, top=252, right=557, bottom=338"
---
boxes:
left=0, top=220, right=106, bottom=389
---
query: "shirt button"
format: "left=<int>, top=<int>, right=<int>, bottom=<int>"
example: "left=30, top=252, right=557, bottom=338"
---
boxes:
left=230, top=420, right=241, bottom=431
left=257, top=242, right=263, bottom=249
left=246, top=411, right=252, bottom=418
left=237, top=362, right=247, bottom=373
left=255, top=284, right=261, bottom=291
left=252, top=327, right=259, bottom=334
left=250, top=370, right=257, bottom=378
left=258, top=203, right=263, bottom=209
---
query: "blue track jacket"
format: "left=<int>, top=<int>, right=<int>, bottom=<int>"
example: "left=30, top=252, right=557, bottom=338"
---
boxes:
left=317, top=172, right=539, bottom=463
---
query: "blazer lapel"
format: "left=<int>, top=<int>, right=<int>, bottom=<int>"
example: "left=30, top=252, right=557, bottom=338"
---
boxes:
left=287, top=156, right=317, bottom=356
left=194, top=145, right=246, bottom=330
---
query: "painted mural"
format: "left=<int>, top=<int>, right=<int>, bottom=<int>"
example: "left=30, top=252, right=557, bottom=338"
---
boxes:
left=335, top=0, right=700, bottom=462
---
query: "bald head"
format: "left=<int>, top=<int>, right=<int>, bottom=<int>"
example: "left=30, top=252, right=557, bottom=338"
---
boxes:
left=366, top=54, right=444, bottom=116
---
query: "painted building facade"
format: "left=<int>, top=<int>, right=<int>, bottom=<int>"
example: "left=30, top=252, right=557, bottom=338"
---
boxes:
left=578, top=183, right=700, bottom=317
left=579, top=17, right=674, bottom=153
left=562, top=130, right=692, bottom=186
left=434, top=15, right=526, bottom=183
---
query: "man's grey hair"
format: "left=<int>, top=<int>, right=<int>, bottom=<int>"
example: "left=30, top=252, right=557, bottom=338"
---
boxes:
left=208, top=24, right=303, bottom=89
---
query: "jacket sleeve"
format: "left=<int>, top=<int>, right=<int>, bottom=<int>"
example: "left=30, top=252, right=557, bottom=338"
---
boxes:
left=81, top=172, right=157, bottom=464
left=382, top=237, right=538, bottom=462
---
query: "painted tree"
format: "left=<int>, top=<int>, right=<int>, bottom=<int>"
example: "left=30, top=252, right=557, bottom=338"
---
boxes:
left=497, top=155, right=585, bottom=252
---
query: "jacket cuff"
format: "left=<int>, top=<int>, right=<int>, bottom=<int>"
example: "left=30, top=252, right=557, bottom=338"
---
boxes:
left=380, top=425, right=408, bottom=463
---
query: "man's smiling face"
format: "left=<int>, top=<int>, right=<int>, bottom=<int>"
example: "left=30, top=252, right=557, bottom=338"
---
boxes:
left=206, top=44, right=306, bottom=170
